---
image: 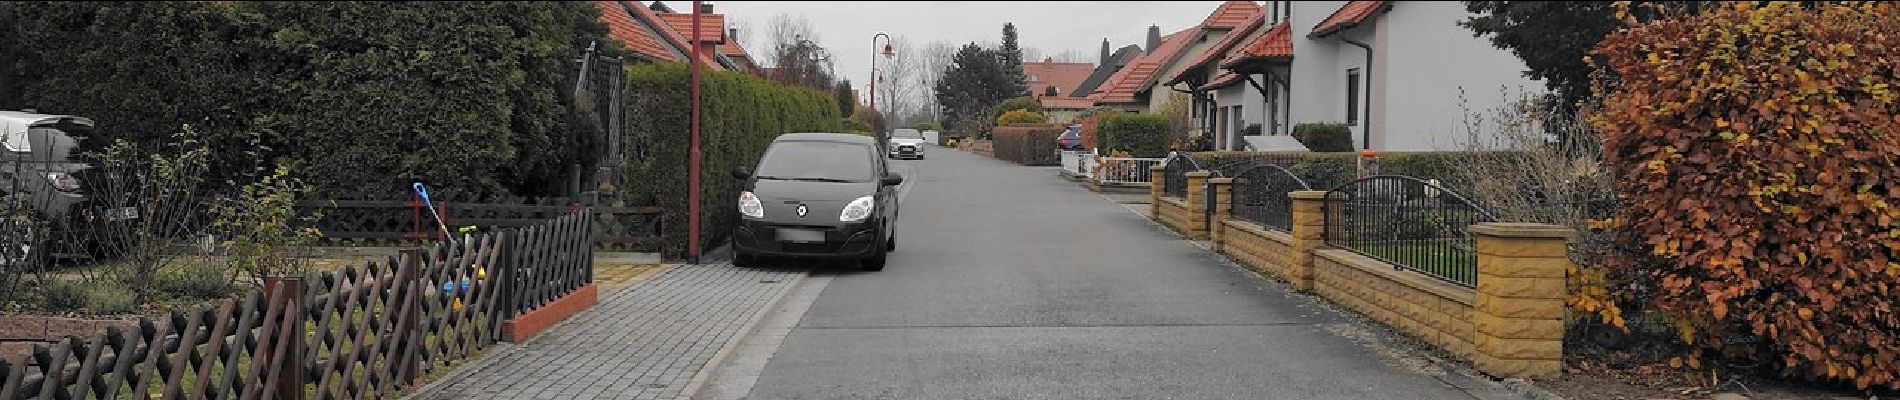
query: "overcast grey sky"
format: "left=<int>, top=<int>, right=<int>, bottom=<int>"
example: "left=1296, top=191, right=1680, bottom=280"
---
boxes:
left=712, top=1, right=1226, bottom=88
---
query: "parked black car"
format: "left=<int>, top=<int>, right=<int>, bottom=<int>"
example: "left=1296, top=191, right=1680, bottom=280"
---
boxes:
left=730, top=133, right=902, bottom=271
left=0, top=111, right=129, bottom=260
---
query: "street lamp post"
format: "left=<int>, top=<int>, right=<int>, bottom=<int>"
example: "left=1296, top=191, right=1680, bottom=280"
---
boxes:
left=870, top=32, right=893, bottom=139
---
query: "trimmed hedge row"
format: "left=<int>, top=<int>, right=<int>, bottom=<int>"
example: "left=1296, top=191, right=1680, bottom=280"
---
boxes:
left=1096, top=114, right=1171, bottom=158
left=992, top=123, right=1064, bottom=165
left=1191, top=151, right=1482, bottom=191
left=619, top=63, right=844, bottom=257
left=1292, top=122, right=1355, bottom=152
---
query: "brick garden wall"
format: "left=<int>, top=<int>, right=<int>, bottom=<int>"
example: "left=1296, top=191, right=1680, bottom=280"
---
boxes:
left=1312, top=249, right=1478, bottom=358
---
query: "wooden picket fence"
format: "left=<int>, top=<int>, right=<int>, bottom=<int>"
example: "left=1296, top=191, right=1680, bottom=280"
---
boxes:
left=0, top=211, right=594, bottom=400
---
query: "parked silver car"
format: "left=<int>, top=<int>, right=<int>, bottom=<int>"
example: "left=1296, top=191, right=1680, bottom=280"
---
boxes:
left=887, top=129, right=927, bottom=160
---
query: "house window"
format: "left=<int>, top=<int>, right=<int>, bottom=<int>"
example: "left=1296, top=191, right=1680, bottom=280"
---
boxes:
left=1346, top=68, right=1360, bottom=126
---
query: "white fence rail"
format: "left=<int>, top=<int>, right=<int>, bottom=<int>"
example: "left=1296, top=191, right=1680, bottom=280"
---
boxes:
left=1059, top=150, right=1097, bottom=179
left=1095, top=157, right=1164, bottom=186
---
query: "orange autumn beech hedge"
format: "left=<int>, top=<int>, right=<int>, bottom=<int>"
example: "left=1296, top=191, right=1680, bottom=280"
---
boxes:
left=1592, top=2, right=1900, bottom=388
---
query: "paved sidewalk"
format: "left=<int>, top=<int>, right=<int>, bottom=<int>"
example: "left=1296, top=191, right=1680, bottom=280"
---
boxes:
left=409, top=263, right=805, bottom=400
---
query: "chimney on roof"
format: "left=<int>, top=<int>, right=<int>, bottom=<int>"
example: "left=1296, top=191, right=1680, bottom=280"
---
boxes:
left=729, top=25, right=739, bottom=43
left=1099, top=39, right=1111, bottom=65
left=1145, top=25, right=1161, bottom=53
left=699, top=2, right=713, bottom=13
left=1044, top=57, right=1053, bottom=64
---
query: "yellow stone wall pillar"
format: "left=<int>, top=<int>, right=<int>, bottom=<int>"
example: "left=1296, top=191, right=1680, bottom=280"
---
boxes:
left=1470, top=222, right=1573, bottom=379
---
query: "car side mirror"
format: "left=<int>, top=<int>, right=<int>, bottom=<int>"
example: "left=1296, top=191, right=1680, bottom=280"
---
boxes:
left=731, top=166, right=751, bottom=180
left=880, top=174, right=904, bottom=186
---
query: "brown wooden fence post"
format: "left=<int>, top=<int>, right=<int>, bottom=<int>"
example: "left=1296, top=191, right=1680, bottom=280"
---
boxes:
left=398, top=251, right=422, bottom=386
left=275, top=276, right=305, bottom=400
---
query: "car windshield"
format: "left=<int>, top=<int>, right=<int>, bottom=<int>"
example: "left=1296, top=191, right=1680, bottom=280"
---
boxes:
left=891, top=129, right=922, bottom=139
left=754, top=141, right=873, bottom=182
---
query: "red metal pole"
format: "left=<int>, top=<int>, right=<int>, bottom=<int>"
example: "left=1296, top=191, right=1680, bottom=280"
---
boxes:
left=688, top=0, right=702, bottom=263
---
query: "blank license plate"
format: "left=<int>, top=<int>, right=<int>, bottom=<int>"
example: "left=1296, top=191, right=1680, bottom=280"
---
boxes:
left=776, top=228, right=826, bottom=243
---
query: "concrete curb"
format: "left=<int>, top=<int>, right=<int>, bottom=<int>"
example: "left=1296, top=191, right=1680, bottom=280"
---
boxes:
left=673, top=270, right=810, bottom=400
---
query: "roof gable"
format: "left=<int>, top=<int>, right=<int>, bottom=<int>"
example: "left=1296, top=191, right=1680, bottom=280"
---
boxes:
left=1090, top=28, right=1196, bottom=104
left=1023, top=61, right=1095, bottom=96
left=657, top=13, right=726, bottom=43
left=596, top=1, right=680, bottom=62
left=1069, top=45, right=1143, bottom=98
left=1201, top=0, right=1266, bottom=29
left=1310, top=1, right=1391, bottom=38
left=1166, top=13, right=1266, bottom=85
left=1222, top=21, right=1293, bottom=69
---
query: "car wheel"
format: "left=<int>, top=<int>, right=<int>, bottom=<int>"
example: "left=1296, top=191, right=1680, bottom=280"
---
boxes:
left=886, top=231, right=896, bottom=252
left=861, top=242, right=887, bottom=271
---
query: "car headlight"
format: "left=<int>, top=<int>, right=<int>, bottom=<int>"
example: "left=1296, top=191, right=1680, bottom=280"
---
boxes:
left=738, top=191, right=764, bottom=219
left=44, top=172, right=79, bottom=193
left=839, top=196, right=874, bottom=222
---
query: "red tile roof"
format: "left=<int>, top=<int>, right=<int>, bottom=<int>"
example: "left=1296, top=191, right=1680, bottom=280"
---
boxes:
left=596, top=1, right=726, bottom=69
left=1201, top=0, right=1266, bottom=30
left=1310, top=1, right=1390, bottom=38
left=596, top=1, right=677, bottom=62
left=1089, top=28, right=1197, bottom=104
left=1023, top=60, right=1095, bottom=97
left=1039, top=96, right=1097, bottom=110
left=657, top=13, right=726, bottom=43
left=1204, top=72, right=1243, bottom=89
left=1222, top=21, right=1293, bottom=69
left=1166, top=13, right=1265, bottom=85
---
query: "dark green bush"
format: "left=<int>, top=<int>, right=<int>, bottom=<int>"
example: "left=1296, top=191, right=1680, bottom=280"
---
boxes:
left=1190, top=151, right=1484, bottom=191
left=1241, top=124, right=1262, bottom=136
left=1292, top=123, right=1354, bottom=152
left=35, top=280, right=137, bottom=314
left=38, top=279, right=89, bottom=311
left=1097, top=114, right=1172, bottom=158
left=0, top=1, right=612, bottom=198
left=989, top=96, right=1045, bottom=122
left=158, top=263, right=237, bottom=300
left=620, top=63, right=843, bottom=257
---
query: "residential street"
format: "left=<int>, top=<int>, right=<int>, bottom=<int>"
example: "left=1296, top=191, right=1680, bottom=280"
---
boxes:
left=716, top=147, right=1491, bottom=399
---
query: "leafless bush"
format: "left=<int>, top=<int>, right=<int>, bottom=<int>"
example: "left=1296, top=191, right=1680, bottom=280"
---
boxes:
left=1454, top=88, right=1633, bottom=333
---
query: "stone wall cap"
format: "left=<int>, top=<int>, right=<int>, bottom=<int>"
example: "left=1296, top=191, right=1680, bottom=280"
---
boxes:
left=1471, top=222, right=1575, bottom=239
left=1289, top=190, right=1329, bottom=200
left=1185, top=171, right=1213, bottom=177
left=1149, top=165, right=1167, bottom=171
left=1208, top=177, right=1234, bottom=184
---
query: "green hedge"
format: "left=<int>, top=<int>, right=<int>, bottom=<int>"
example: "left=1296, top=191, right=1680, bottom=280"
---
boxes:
left=1191, top=151, right=1487, bottom=191
left=619, top=63, right=843, bottom=257
left=0, top=1, right=613, bottom=198
left=1097, top=114, right=1171, bottom=158
left=1291, top=123, right=1354, bottom=152
left=992, top=124, right=1064, bottom=165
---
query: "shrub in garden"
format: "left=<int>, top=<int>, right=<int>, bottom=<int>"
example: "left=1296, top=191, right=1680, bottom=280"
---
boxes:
left=1592, top=2, right=1900, bottom=388
left=1291, top=123, right=1354, bottom=152
left=992, top=124, right=1064, bottom=165
left=1096, top=114, right=1172, bottom=158
left=620, top=63, right=843, bottom=257
left=989, top=96, right=1044, bottom=122
left=996, top=109, right=1046, bottom=125
left=156, top=263, right=236, bottom=301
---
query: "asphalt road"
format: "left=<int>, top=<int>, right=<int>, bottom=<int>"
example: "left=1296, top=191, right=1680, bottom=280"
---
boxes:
left=738, top=147, right=1479, bottom=399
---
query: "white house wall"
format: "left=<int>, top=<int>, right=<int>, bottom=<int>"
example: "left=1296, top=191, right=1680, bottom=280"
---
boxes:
left=1287, top=1, right=1363, bottom=147
left=1278, top=1, right=1540, bottom=151
left=1372, top=2, right=1540, bottom=151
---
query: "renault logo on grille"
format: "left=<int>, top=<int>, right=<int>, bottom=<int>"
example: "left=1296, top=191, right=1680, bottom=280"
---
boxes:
left=795, top=204, right=808, bottom=217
